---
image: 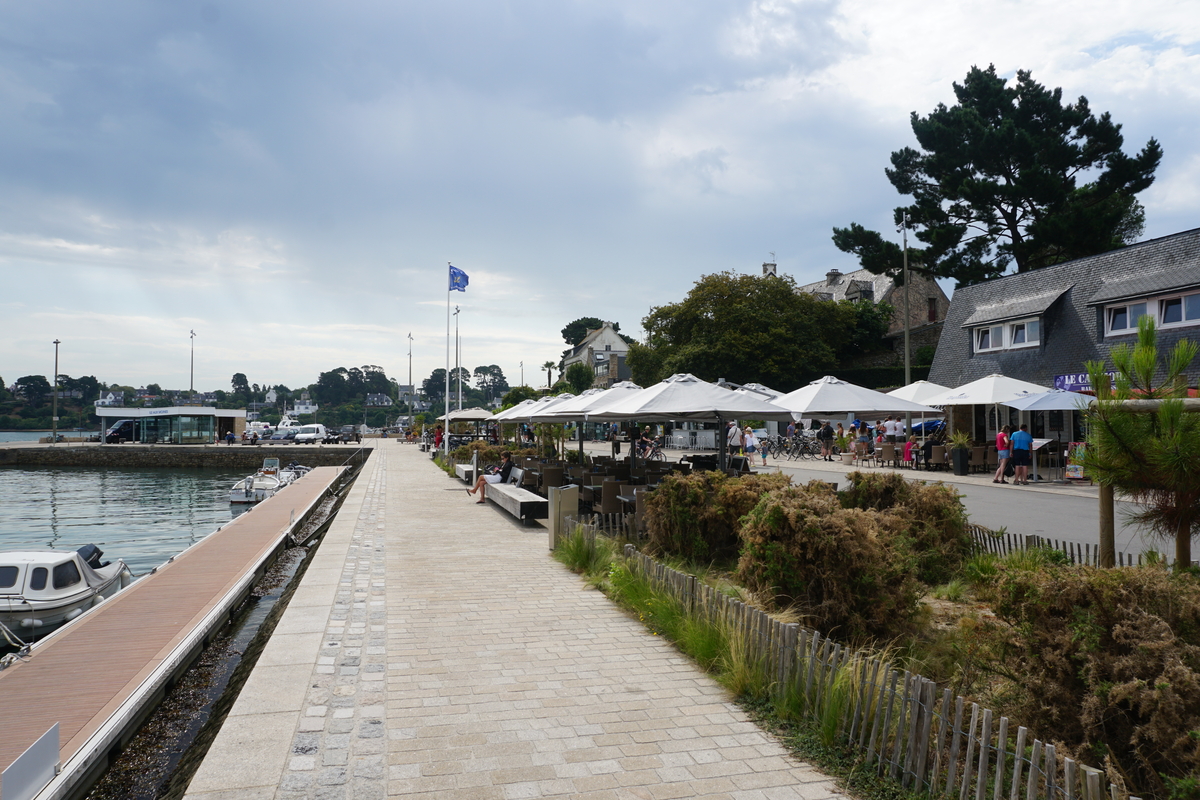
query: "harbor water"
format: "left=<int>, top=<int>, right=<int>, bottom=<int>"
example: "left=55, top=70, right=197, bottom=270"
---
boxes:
left=0, top=465, right=251, bottom=575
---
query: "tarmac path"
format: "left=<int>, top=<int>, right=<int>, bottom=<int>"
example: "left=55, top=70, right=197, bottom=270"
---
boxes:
left=184, top=441, right=848, bottom=800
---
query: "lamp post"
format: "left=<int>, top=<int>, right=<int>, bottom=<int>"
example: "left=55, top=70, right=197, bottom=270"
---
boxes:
left=453, top=306, right=462, bottom=412
left=520, top=360, right=524, bottom=387
left=407, top=331, right=414, bottom=427
left=190, top=330, right=196, bottom=397
left=900, top=212, right=912, bottom=436
left=52, top=339, right=61, bottom=446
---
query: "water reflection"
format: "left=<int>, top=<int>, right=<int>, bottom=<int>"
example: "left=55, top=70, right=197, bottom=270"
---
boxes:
left=0, top=466, right=248, bottom=575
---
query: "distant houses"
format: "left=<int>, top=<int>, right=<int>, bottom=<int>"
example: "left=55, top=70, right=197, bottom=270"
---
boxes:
left=561, top=322, right=632, bottom=389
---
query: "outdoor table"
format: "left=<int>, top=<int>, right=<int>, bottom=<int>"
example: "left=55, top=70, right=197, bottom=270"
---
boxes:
left=616, top=493, right=637, bottom=511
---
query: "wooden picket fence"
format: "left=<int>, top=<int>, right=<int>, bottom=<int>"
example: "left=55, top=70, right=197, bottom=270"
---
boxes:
left=558, top=517, right=1137, bottom=800
left=967, top=524, right=1167, bottom=567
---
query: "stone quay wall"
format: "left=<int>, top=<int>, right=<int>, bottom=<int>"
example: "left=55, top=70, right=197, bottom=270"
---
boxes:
left=0, top=444, right=370, bottom=470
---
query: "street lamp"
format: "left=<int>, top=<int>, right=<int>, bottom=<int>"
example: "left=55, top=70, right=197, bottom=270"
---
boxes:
left=52, top=339, right=61, bottom=445
left=900, top=212, right=912, bottom=435
left=190, top=330, right=196, bottom=397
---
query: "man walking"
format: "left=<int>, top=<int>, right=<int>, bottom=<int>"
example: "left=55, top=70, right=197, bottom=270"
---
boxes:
left=726, top=421, right=743, bottom=458
left=1010, top=423, right=1033, bottom=486
left=818, top=420, right=835, bottom=461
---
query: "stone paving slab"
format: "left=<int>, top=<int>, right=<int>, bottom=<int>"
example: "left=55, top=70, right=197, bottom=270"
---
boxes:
left=185, top=441, right=847, bottom=800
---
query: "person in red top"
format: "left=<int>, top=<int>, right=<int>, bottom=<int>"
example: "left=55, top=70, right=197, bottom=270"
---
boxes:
left=993, top=425, right=1011, bottom=484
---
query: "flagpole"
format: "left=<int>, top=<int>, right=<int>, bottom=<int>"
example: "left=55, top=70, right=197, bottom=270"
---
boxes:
left=445, top=263, right=452, bottom=460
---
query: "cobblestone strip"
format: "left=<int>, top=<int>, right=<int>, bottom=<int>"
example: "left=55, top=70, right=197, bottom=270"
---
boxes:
left=278, top=450, right=390, bottom=800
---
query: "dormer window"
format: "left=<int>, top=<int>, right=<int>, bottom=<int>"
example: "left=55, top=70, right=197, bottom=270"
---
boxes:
left=1103, top=290, right=1200, bottom=336
left=974, top=317, right=1039, bottom=352
left=1107, top=302, right=1146, bottom=334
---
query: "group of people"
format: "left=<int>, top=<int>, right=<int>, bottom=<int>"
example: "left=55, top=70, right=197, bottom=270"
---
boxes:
left=993, top=423, right=1034, bottom=485
left=725, top=422, right=768, bottom=466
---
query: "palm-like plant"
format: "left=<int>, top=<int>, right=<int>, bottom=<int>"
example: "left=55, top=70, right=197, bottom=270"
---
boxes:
left=1082, top=317, right=1200, bottom=566
left=542, top=360, right=555, bottom=388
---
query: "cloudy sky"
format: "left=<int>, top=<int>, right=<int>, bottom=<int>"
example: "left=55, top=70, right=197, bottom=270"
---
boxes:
left=2, top=0, right=1197, bottom=397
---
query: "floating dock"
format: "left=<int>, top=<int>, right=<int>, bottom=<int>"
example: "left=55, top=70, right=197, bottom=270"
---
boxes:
left=0, top=465, right=350, bottom=800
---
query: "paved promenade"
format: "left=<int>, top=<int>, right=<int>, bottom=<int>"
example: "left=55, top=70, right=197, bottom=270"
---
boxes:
left=184, top=440, right=846, bottom=800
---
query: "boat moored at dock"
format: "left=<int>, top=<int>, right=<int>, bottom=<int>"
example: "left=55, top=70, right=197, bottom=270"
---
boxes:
left=0, top=545, right=133, bottom=640
left=228, top=457, right=312, bottom=504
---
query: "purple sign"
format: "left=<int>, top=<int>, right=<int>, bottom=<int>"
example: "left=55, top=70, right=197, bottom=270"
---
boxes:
left=1054, top=371, right=1115, bottom=391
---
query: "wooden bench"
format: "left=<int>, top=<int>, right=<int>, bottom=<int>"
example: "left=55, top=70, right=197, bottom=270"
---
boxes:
left=486, top=467, right=548, bottom=525
left=454, top=463, right=476, bottom=483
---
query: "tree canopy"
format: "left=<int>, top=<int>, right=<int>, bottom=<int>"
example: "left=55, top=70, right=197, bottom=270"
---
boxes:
left=632, top=271, right=888, bottom=390
left=833, top=64, right=1162, bottom=287
left=561, top=317, right=617, bottom=346
left=563, top=362, right=594, bottom=394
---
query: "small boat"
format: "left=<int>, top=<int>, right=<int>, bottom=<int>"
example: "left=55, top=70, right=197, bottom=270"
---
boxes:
left=0, top=545, right=133, bottom=641
left=228, top=458, right=311, bottom=504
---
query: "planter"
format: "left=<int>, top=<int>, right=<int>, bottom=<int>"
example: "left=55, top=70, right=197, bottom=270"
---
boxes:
left=840, top=453, right=857, bottom=465
left=951, top=447, right=971, bottom=476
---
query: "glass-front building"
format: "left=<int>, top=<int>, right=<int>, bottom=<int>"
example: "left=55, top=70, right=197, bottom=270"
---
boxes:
left=96, top=407, right=246, bottom=444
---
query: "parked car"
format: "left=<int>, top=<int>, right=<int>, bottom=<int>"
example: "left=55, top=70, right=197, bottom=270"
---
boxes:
left=293, top=424, right=328, bottom=445
left=269, top=428, right=299, bottom=442
left=338, top=425, right=361, bottom=443
left=105, top=419, right=136, bottom=443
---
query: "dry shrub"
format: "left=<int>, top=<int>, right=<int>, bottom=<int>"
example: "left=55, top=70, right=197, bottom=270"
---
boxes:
left=644, top=471, right=792, bottom=562
left=736, top=482, right=921, bottom=640
left=840, top=470, right=971, bottom=585
left=981, top=563, right=1200, bottom=795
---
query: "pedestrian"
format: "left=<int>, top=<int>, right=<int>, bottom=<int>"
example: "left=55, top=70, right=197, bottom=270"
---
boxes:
left=993, top=425, right=1012, bottom=484
left=786, top=420, right=796, bottom=440
left=225, top=430, right=234, bottom=446
left=885, top=416, right=899, bottom=444
left=836, top=422, right=845, bottom=442
left=468, top=451, right=513, bottom=503
left=610, top=422, right=621, bottom=456
left=818, top=420, right=835, bottom=461
left=1010, top=423, right=1033, bottom=485
left=434, top=425, right=444, bottom=449
left=726, top=421, right=743, bottom=457
left=742, top=426, right=759, bottom=467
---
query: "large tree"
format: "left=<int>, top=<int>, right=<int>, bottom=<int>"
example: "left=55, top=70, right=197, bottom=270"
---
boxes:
left=14, top=375, right=52, bottom=407
left=473, top=365, right=509, bottom=403
left=636, top=271, right=873, bottom=390
left=561, top=317, right=618, bottom=346
left=833, top=64, right=1162, bottom=287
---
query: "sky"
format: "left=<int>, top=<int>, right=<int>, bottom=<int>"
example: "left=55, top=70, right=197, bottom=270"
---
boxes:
left=2, top=0, right=1197, bottom=398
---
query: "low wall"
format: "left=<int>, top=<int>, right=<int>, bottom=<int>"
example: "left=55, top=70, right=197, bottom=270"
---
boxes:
left=0, top=444, right=371, bottom=469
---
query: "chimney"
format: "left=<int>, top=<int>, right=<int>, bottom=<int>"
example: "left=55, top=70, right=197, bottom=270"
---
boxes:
left=826, top=268, right=842, bottom=286
left=762, top=261, right=777, bottom=277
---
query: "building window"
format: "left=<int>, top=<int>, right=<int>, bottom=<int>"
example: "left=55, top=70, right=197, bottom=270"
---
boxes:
left=1159, top=291, right=1200, bottom=328
left=1105, top=291, right=1200, bottom=336
left=974, top=317, right=1039, bottom=353
left=975, top=325, right=1003, bottom=352
left=1009, top=319, right=1039, bottom=348
left=1107, top=302, right=1147, bottom=334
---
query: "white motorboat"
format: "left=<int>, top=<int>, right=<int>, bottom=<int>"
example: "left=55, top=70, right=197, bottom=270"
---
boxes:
left=0, top=545, right=133, bottom=641
left=228, top=457, right=310, bottom=504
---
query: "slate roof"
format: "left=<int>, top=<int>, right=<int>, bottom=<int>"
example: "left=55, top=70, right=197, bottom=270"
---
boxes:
left=796, top=268, right=892, bottom=302
left=928, top=228, right=1200, bottom=388
left=960, top=286, right=1072, bottom=328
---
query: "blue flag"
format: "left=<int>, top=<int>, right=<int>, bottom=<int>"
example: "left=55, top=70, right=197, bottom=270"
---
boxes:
left=449, top=264, right=469, bottom=292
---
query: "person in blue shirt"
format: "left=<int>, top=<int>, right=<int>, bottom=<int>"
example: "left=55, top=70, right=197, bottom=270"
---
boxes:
left=1009, top=424, right=1034, bottom=485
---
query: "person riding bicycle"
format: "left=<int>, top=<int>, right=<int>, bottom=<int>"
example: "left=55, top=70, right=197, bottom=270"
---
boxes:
left=637, top=426, right=654, bottom=457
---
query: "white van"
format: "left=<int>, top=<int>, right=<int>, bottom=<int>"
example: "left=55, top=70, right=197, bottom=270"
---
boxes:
left=293, top=424, right=328, bottom=444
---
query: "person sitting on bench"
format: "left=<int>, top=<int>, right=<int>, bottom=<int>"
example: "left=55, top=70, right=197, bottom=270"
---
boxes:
left=468, top=451, right=513, bottom=504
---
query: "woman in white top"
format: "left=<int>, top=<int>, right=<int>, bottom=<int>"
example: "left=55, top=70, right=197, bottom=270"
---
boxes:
left=742, top=427, right=764, bottom=468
